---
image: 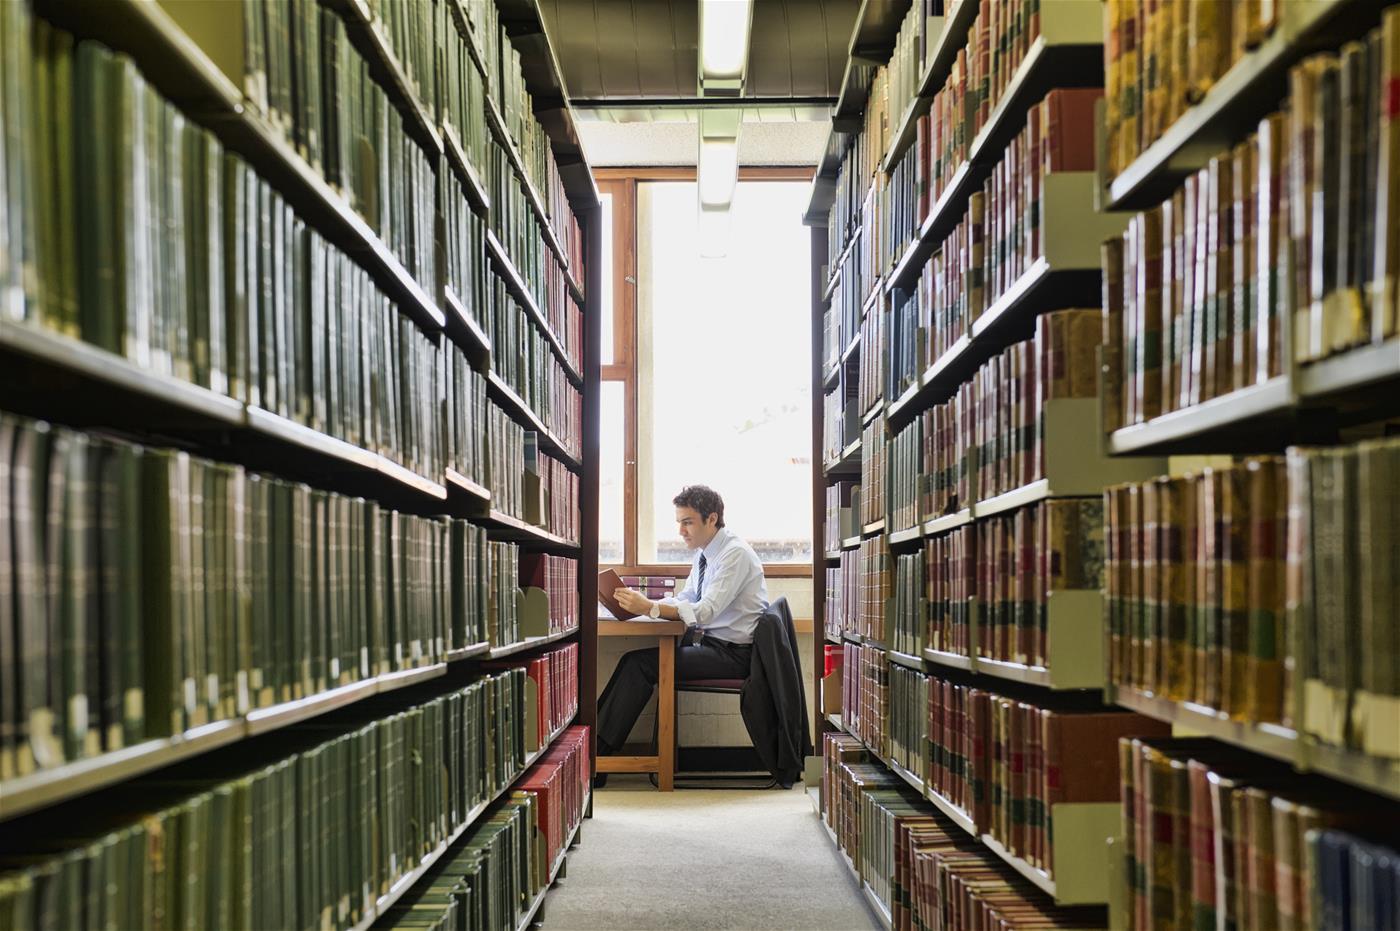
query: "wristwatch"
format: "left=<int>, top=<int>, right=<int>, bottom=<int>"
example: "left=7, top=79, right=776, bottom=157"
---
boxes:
left=648, top=601, right=661, bottom=619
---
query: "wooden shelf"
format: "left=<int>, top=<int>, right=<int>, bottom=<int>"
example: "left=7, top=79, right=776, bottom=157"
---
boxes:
left=1107, top=377, right=1295, bottom=455
left=841, top=332, right=862, bottom=365
left=479, top=507, right=581, bottom=551
left=42, top=0, right=447, bottom=336
left=1111, top=686, right=1400, bottom=801
left=863, top=881, right=895, bottom=931
left=0, top=319, right=246, bottom=429
left=445, top=641, right=493, bottom=662
left=486, top=370, right=581, bottom=470
left=0, top=661, right=450, bottom=821
left=244, top=406, right=449, bottom=505
left=887, top=650, right=925, bottom=672
left=825, top=438, right=862, bottom=478
left=1105, top=0, right=1376, bottom=210
left=442, top=122, right=492, bottom=216
left=445, top=468, right=493, bottom=507
left=1296, top=337, right=1400, bottom=399
left=862, top=518, right=886, bottom=537
left=484, top=229, right=582, bottom=386
left=487, top=625, right=581, bottom=659
left=923, top=508, right=972, bottom=536
left=922, top=647, right=975, bottom=672
left=840, top=535, right=862, bottom=552
left=861, top=400, right=885, bottom=427
left=443, top=286, right=493, bottom=366
left=888, top=525, right=922, bottom=547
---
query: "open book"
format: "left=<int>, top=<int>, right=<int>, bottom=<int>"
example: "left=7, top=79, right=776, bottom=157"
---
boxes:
left=597, top=569, right=673, bottom=621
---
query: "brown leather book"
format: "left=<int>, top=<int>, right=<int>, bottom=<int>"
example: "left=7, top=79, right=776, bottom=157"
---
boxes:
left=596, top=569, right=639, bottom=619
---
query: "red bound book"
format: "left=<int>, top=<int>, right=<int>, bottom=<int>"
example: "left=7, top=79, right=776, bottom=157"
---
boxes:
left=1041, top=87, right=1106, bottom=173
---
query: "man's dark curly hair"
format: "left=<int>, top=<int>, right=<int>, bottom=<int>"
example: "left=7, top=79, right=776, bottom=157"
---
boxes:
left=673, top=485, right=725, bottom=529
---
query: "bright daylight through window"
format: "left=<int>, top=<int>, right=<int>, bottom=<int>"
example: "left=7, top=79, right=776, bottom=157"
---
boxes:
left=636, top=180, right=812, bottom=564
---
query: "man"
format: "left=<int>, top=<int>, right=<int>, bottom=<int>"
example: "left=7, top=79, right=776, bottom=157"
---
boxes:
left=596, top=484, right=767, bottom=770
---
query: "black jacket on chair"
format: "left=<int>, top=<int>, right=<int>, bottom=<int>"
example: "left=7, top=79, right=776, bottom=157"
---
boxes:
left=739, top=597, right=813, bottom=787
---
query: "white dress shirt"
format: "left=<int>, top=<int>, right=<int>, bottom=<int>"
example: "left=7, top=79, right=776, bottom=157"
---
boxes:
left=662, top=528, right=768, bottom=645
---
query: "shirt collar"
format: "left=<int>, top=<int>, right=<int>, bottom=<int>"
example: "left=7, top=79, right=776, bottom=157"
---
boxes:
left=701, top=528, right=730, bottom=564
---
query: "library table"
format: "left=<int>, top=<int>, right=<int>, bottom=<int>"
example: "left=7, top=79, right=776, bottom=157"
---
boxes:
left=595, top=619, right=686, bottom=791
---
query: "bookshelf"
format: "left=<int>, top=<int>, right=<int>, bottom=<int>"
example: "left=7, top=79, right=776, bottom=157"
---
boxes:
left=0, top=0, right=601, bottom=923
left=817, top=1, right=1400, bottom=929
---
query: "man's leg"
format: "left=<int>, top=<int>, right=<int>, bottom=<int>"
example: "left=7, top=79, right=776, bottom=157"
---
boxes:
left=676, top=637, right=752, bottom=681
left=596, top=646, right=661, bottom=752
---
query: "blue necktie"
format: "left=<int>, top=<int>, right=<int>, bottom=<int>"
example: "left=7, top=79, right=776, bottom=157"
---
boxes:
left=697, top=553, right=707, bottom=597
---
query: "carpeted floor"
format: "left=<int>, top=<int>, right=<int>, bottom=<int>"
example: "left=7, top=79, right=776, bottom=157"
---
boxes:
left=539, top=776, right=880, bottom=931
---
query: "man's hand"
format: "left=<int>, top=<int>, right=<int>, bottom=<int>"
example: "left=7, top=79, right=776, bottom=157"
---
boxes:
left=614, top=588, right=654, bottom=617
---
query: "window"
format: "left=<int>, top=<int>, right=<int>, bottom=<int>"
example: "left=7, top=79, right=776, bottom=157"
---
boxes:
left=597, top=170, right=814, bottom=574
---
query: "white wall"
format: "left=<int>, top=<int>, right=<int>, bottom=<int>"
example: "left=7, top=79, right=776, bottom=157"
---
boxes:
left=597, top=576, right=816, bottom=748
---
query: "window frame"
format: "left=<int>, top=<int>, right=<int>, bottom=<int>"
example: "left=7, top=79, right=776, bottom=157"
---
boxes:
left=596, top=166, right=814, bottom=579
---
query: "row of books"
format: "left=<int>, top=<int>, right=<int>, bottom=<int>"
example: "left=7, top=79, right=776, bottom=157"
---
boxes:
left=826, top=119, right=879, bottom=271
left=842, top=642, right=890, bottom=757
left=822, top=363, right=860, bottom=467
left=1120, top=736, right=1400, bottom=931
left=882, top=4, right=952, bottom=165
left=349, top=0, right=588, bottom=296
left=889, top=665, right=1172, bottom=880
left=487, top=134, right=583, bottom=371
left=444, top=350, right=490, bottom=486
left=236, top=0, right=438, bottom=289
left=0, top=412, right=483, bottom=782
left=1105, top=19, right=1400, bottom=430
left=824, top=481, right=859, bottom=552
left=486, top=267, right=583, bottom=455
left=860, top=414, right=888, bottom=527
left=887, top=309, right=1103, bottom=524
left=0, top=671, right=531, bottom=930
left=522, top=554, right=579, bottom=633
left=533, top=451, right=580, bottom=543
left=826, top=222, right=872, bottom=376
left=3, top=23, right=457, bottom=481
left=858, top=296, right=885, bottom=419
left=1103, top=0, right=1280, bottom=180
left=1105, top=436, right=1400, bottom=760
left=822, top=731, right=1105, bottom=929
left=824, top=552, right=859, bottom=643
left=463, top=0, right=584, bottom=287
left=485, top=405, right=526, bottom=519
left=383, top=725, right=590, bottom=930
left=886, top=88, right=1104, bottom=400
left=516, top=726, right=590, bottom=882
left=911, top=499, right=1103, bottom=667
left=857, top=536, right=893, bottom=644
left=487, top=643, right=578, bottom=748
left=484, top=537, right=521, bottom=649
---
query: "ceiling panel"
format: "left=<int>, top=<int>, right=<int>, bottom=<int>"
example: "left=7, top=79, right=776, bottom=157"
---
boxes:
left=539, top=0, right=857, bottom=101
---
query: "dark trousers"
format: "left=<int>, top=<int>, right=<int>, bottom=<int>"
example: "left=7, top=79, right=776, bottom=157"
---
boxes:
left=596, top=635, right=752, bottom=752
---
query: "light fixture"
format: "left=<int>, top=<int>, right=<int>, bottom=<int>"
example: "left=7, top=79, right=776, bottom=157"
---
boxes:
left=699, top=0, right=753, bottom=94
left=698, top=206, right=731, bottom=258
left=698, top=137, right=738, bottom=207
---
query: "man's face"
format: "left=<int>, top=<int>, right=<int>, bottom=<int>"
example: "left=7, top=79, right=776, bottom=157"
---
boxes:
left=676, top=506, right=718, bottom=551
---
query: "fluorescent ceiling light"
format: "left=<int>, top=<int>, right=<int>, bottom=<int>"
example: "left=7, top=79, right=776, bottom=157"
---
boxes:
left=699, top=0, right=753, bottom=85
left=698, top=207, right=730, bottom=258
left=698, top=138, right=738, bottom=207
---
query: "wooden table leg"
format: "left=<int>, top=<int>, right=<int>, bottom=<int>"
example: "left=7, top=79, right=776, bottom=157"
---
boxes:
left=657, top=636, right=675, bottom=791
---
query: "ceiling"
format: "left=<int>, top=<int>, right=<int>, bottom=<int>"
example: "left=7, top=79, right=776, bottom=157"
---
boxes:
left=539, top=0, right=857, bottom=101
left=537, top=0, right=857, bottom=166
